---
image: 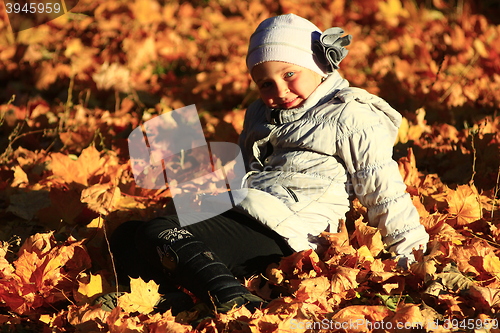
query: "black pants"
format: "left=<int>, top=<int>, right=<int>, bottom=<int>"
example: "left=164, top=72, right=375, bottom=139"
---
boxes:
left=110, top=209, right=293, bottom=295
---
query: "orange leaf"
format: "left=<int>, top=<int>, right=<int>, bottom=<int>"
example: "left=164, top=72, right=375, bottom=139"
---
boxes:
left=278, top=249, right=323, bottom=279
left=330, top=266, right=359, bottom=293
left=0, top=234, right=91, bottom=314
left=368, top=259, right=397, bottom=283
left=331, top=305, right=392, bottom=331
left=354, top=217, right=384, bottom=257
left=294, top=276, right=330, bottom=303
left=397, top=147, right=421, bottom=188
left=11, top=165, right=29, bottom=187
left=266, top=262, right=285, bottom=285
left=66, top=303, right=109, bottom=332
left=390, top=304, right=425, bottom=329
left=446, top=184, right=482, bottom=226
left=50, top=146, right=104, bottom=186
left=144, top=312, right=193, bottom=333
left=450, top=238, right=496, bottom=277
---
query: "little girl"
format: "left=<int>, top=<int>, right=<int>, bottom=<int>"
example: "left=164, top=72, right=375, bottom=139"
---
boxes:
left=106, top=13, right=429, bottom=314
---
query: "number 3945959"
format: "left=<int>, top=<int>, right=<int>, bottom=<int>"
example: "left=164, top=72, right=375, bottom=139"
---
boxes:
left=5, top=2, right=62, bottom=14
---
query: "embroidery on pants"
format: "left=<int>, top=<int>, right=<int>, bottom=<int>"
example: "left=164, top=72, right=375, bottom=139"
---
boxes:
left=158, top=228, right=193, bottom=242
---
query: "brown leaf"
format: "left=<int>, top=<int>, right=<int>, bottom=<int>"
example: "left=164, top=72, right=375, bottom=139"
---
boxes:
left=59, top=129, right=95, bottom=153
left=467, top=285, right=500, bottom=309
left=410, top=252, right=437, bottom=281
left=244, top=275, right=274, bottom=301
left=390, top=304, right=425, bottom=329
left=81, top=183, right=121, bottom=215
left=6, top=190, right=52, bottom=221
left=450, top=238, right=496, bottom=277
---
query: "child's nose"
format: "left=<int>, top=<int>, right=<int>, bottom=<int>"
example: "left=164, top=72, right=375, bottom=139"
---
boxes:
left=276, top=83, right=289, bottom=98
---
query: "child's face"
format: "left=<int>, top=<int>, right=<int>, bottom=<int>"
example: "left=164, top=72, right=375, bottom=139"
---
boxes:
left=251, top=61, right=323, bottom=110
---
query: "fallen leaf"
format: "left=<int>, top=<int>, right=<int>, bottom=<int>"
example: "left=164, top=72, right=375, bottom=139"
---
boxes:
left=117, top=277, right=161, bottom=314
left=354, top=217, right=384, bottom=257
left=50, top=146, right=105, bottom=186
left=331, top=305, right=392, bottom=331
left=294, top=276, right=330, bottom=303
left=6, top=190, right=51, bottom=221
left=447, top=184, right=482, bottom=227
left=278, top=249, right=323, bottom=279
left=81, top=183, right=121, bottom=215
left=390, top=303, right=425, bottom=329
left=330, top=266, right=359, bottom=293
left=75, top=272, right=113, bottom=304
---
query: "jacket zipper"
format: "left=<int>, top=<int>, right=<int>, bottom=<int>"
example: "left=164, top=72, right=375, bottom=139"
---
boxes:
left=282, top=186, right=299, bottom=202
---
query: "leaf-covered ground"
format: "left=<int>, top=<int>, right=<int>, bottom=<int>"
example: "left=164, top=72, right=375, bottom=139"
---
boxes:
left=0, top=0, right=500, bottom=332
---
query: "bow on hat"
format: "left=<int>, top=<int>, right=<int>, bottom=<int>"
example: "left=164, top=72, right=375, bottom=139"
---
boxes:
left=313, top=27, right=352, bottom=73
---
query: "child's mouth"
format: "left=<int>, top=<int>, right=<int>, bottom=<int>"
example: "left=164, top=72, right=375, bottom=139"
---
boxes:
left=280, top=97, right=300, bottom=109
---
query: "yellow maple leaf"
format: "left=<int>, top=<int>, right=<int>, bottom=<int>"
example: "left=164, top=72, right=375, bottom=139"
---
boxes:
left=117, top=278, right=161, bottom=314
left=483, top=253, right=500, bottom=280
left=76, top=272, right=112, bottom=304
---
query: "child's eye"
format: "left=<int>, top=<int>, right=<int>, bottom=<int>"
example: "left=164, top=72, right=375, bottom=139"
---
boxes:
left=285, top=72, right=295, bottom=78
left=260, top=82, right=272, bottom=89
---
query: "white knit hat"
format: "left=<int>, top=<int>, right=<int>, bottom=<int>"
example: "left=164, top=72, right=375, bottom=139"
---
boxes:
left=246, top=14, right=326, bottom=76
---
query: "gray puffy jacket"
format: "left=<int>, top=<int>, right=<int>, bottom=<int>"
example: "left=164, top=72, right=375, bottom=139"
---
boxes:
left=235, top=71, right=429, bottom=258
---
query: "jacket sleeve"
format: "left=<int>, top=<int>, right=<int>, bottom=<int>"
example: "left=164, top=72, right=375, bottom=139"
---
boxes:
left=335, top=100, right=429, bottom=260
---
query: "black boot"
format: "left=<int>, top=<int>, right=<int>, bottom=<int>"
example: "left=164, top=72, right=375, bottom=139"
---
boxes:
left=157, top=228, right=265, bottom=312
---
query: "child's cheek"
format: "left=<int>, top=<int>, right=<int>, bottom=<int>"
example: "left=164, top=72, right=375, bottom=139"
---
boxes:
left=259, top=93, right=273, bottom=107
